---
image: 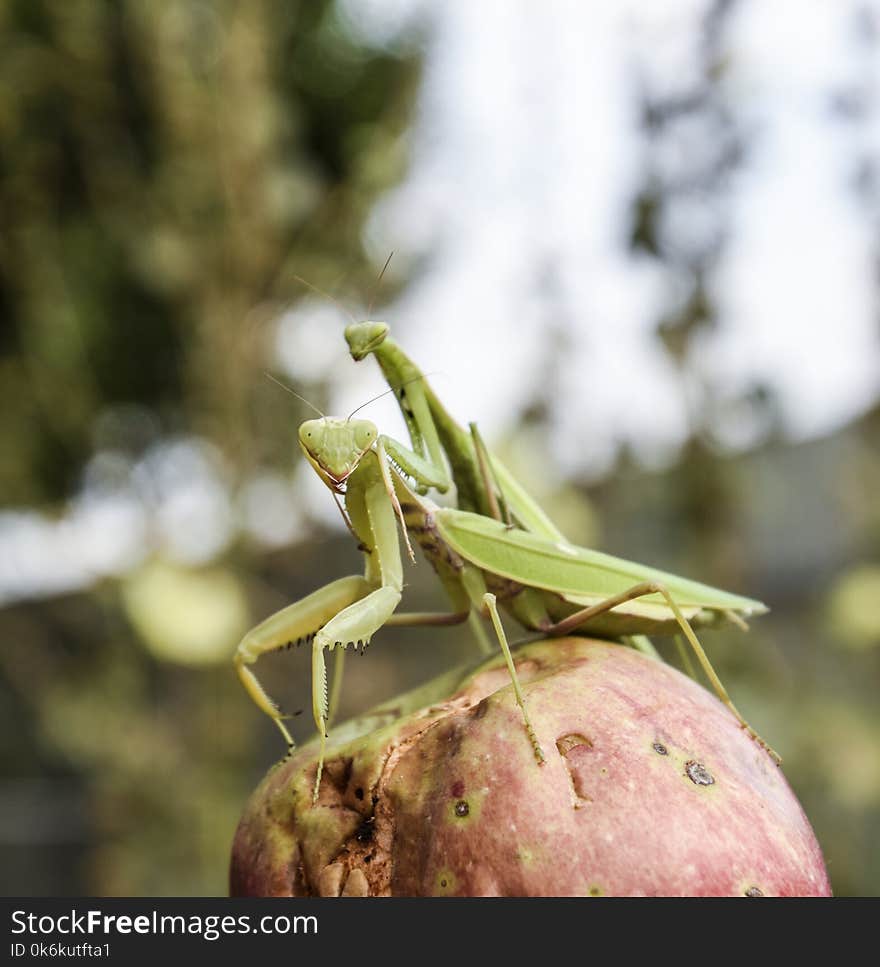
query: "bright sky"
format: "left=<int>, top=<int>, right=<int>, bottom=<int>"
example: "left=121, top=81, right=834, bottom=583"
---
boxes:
left=329, top=0, right=880, bottom=479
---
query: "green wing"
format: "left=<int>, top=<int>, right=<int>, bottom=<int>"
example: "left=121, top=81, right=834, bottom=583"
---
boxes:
left=435, top=509, right=768, bottom=616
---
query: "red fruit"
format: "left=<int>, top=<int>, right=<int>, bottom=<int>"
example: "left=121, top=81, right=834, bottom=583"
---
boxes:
left=230, top=638, right=830, bottom=897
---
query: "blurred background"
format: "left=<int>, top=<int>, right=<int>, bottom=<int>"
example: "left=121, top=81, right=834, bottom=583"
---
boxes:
left=1, top=0, right=878, bottom=896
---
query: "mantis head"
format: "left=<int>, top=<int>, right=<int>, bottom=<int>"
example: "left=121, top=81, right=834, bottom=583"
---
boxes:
left=345, top=322, right=389, bottom=361
left=299, top=417, right=379, bottom=490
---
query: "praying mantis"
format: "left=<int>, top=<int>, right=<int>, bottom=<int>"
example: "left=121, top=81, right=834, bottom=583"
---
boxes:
left=234, top=318, right=778, bottom=805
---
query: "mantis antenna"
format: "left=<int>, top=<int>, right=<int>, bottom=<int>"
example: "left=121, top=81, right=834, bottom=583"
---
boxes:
left=346, top=371, right=442, bottom=422
left=366, top=251, right=395, bottom=319
left=293, top=252, right=394, bottom=325
left=346, top=385, right=400, bottom=422
left=263, top=372, right=325, bottom=417
left=292, top=275, right=359, bottom=327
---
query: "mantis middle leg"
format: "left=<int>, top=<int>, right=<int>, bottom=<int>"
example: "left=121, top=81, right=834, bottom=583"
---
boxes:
left=455, top=563, right=546, bottom=763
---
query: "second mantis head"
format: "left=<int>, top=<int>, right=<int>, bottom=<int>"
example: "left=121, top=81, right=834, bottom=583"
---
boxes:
left=345, top=321, right=389, bottom=360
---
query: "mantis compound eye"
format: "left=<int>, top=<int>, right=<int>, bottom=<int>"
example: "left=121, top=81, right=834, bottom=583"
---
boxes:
left=354, top=423, right=378, bottom=451
left=298, top=419, right=326, bottom=452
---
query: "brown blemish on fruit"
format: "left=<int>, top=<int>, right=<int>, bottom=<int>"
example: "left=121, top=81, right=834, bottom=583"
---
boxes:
left=556, top=733, right=594, bottom=807
left=685, top=760, right=715, bottom=786
left=451, top=780, right=465, bottom=798
left=355, top=817, right=375, bottom=844
left=744, top=886, right=765, bottom=897
left=472, top=698, right=490, bottom=720
left=324, top=756, right=353, bottom=794
left=446, top=724, right=464, bottom=757
left=556, top=733, right=593, bottom=756
left=589, top=886, right=603, bottom=897
left=454, top=799, right=470, bottom=818
left=652, top=742, right=668, bottom=756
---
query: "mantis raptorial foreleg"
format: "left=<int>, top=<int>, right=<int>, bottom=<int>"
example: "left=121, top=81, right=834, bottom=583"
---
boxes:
left=382, top=434, right=450, bottom=496
left=325, top=603, right=477, bottom=726
left=374, top=433, right=456, bottom=562
left=235, top=575, right=373, bottom=748
left=542, top=580, right=780, bottom=762
left=327, top=649, right=345, bottom=728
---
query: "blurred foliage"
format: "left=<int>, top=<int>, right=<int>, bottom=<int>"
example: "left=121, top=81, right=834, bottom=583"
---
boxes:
left=0, top=0, right=421, bottom=895
left=0, top=0, right=878, bottom=898
left=0, top=0, right=416, bottom=505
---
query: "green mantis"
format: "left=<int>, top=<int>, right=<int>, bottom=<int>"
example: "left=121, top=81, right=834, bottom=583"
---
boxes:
left=235, top=319, right=778, bottom=805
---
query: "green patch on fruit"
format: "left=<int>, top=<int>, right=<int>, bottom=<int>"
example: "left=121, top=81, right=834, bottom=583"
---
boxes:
left=434, top=870, right=458, bottom=895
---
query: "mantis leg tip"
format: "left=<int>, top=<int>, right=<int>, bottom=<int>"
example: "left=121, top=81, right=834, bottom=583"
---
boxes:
left=739, top=723, right=782, bottom=765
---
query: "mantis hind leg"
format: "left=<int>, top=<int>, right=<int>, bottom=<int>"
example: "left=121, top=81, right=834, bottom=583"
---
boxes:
left=673, top=633, right=697, bottom=679
left=546, top=582, right=781, bottom=764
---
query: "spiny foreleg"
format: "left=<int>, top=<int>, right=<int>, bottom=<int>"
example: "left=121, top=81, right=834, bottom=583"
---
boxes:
left=235, top=575, right=371, bottom=755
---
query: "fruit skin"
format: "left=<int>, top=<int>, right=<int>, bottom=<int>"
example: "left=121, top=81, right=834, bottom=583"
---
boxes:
left=230, top=638, right=831, bottom=897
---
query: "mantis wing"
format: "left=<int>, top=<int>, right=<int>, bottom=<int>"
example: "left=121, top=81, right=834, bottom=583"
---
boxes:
left=435, top=508, right=768, bottom=619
